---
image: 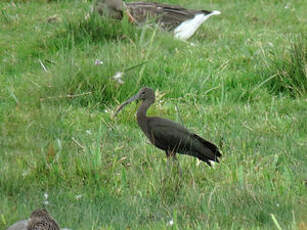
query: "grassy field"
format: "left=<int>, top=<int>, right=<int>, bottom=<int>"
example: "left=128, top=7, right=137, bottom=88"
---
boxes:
left=1, top=0, right=306, bottom=229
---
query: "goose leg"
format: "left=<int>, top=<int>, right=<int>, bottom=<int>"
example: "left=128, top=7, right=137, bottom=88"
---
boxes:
left=123, top=3, right=136, bottom=23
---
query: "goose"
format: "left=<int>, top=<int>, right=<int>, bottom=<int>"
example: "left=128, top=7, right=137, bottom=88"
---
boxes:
left=94, top=0, right=221, bottom=40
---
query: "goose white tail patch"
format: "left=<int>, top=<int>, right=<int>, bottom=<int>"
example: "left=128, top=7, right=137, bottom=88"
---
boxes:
left=211, top=10, right=221, bottom=16
left=174, top=10, right=221, bottom=40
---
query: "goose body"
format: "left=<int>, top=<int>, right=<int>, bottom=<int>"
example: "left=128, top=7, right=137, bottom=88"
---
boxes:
left=94, top=0, right=220, bottom=40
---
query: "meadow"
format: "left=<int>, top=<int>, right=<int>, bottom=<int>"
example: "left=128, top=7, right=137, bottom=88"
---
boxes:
left=0, top=0, right=306, bottom=229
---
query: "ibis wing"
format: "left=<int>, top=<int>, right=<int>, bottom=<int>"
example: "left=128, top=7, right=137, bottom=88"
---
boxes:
left=147, top=117, right=221, bottom=163
left=147, top=117, right=192, bottom=150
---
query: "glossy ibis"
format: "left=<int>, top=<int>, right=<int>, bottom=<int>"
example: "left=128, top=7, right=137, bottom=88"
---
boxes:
left=94, top=0, right=221, bottom=40
left=114, top=87, right=221, bottom=166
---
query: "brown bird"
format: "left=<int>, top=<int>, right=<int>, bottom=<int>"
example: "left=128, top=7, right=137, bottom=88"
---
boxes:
left=94, top=0, right=221, bottom=40
left=27, top=209, right=60, bottom=230
left=114, top=87, right=221, bottom=166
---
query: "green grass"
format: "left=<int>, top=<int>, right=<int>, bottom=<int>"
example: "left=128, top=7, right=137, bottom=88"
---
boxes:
left=1, top=0, right=306, bottom=229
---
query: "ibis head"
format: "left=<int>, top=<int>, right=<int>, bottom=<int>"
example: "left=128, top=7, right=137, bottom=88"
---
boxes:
left=114, top=87, right=155, bottom=117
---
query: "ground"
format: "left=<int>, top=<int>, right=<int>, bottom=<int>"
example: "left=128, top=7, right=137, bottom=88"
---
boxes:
left=0, top=0, right=306, bottom=229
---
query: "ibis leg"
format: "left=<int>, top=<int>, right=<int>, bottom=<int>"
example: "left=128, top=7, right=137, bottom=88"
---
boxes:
left=166, top=151, right=182, bottom=177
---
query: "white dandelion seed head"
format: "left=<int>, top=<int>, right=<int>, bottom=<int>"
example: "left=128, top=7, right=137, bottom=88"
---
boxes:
left=44, top=193, right=48, bottom=200
left=112, top=72, right=124, bottom=84
left=117, top=79, right=124, bottom=84
left=112, top=72, right=123, bottom=80
left=22, top=170, right=30, bottom=177
left=167, top=219, right=174, bottom=226
left=95, top=59, right=103, bottom=65
left=75, top=194, right=82, bottom=200
left=86, top=130, right=92, bottom=135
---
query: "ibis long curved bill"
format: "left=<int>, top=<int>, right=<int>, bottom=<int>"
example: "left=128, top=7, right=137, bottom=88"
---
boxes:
left=114, top=93, right=139, bottom=117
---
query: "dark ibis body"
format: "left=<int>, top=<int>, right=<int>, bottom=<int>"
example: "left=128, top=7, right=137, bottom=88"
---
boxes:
left=114, top=87, right=221, bottom=166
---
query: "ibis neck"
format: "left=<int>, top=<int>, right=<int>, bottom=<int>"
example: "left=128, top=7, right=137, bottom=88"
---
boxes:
left=136, top=98, right=154, bottom=131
